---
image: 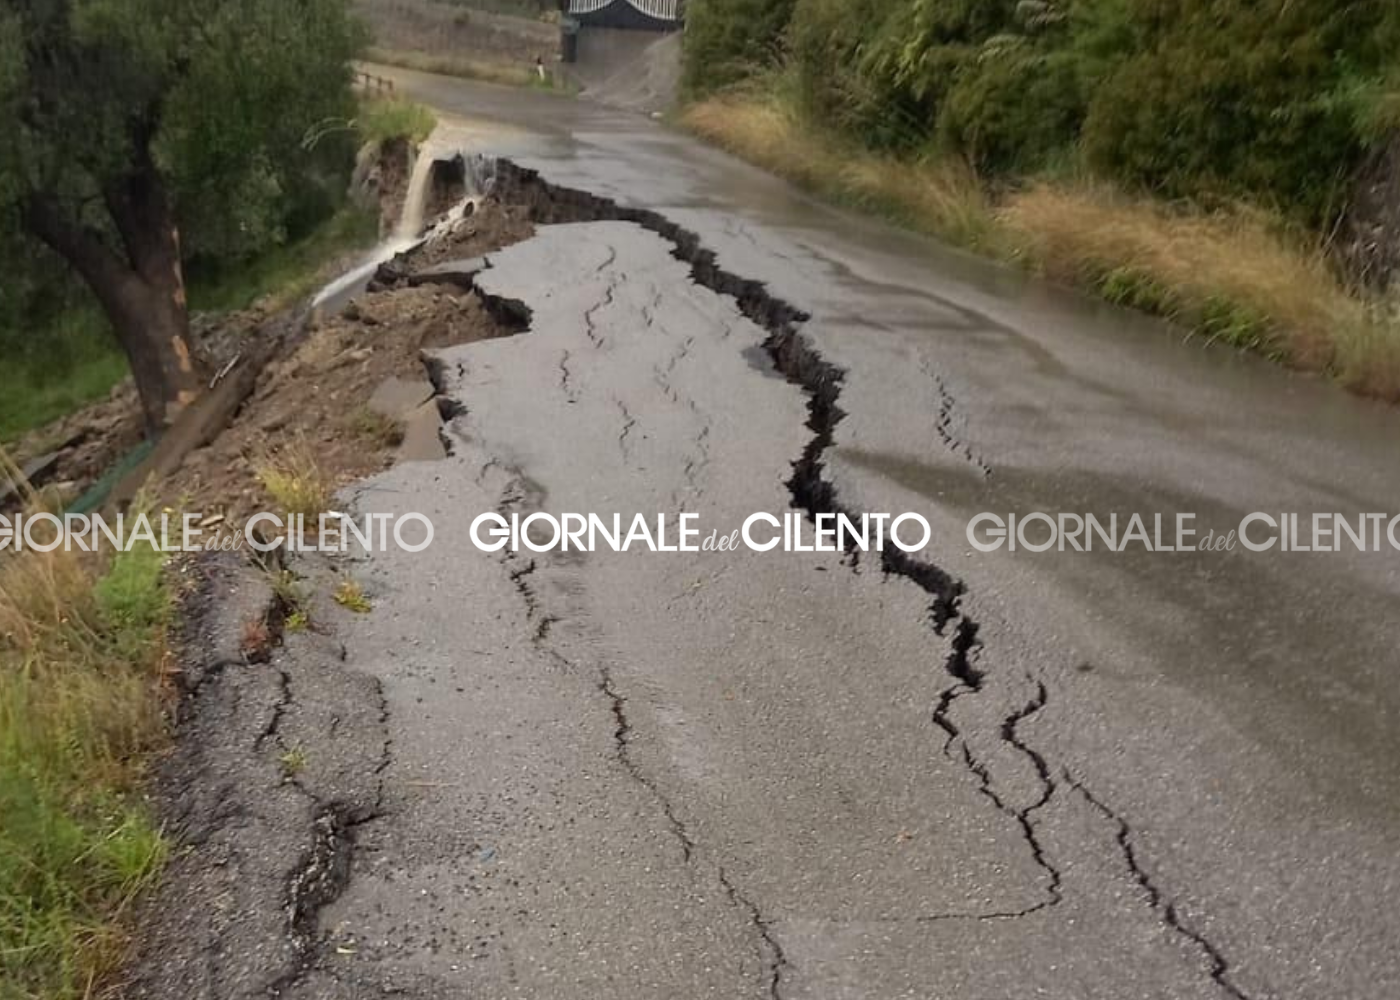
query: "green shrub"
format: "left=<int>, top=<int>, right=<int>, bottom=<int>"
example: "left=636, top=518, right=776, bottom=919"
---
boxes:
left=940, top=39, right=1085, bottom=175
left=1081, top=0, right=1400, bottom=223
left=357, top=97, right=437, bottom=145
left=681, top=0, right=798, bottom=96
left=692, top=0, right=1400, bottom=230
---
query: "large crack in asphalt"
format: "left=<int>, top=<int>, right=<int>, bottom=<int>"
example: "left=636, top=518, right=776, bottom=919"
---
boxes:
left=128, top=549, right=396, bottom=1000
left=253, top=586, right=394, bottom=997
left=477, top=159, right=1258, bottom=999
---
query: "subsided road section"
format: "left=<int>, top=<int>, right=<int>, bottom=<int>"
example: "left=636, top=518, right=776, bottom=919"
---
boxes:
left=137, top=68, right=1400, bottom=1000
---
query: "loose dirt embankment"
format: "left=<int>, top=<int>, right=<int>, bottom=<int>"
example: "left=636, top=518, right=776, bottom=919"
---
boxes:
left=5, top=140, right=518, bottom=519
left=122, top=155, right=540, bottom=996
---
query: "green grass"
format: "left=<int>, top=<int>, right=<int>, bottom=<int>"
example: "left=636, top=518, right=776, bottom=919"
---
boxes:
left=0, top=311, right=128, bottom=445
left=0, top=537, right=172, bottom=999
left=2, top=206, right=379, bottom=446
left=356, top=96, right=437, bottom=146
left=0, top=354, right=129, bottom=447
left=188, top=205, right=379, bottom=315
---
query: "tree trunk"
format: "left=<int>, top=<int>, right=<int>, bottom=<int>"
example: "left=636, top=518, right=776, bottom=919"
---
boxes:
left=96, top=266, right=204, bottom=433
left=23, top=166, right=204, bottom=434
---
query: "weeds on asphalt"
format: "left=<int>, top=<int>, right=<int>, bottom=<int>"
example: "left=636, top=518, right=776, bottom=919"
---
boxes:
left=269, top=569, right=309, bottom=614
left=0, top=459, right=172, bottom=998
left=332, top=578, right=371, bottom=614
left=278, top=746, right=307, bottom=778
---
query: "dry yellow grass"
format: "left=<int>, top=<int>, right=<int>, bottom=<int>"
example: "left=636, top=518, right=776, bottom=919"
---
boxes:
left=1, top=454, right=171, bottom=996
left=332, top=577, right=372, bottom=614
left=1330, top=308, right=1400, bottom=402
left=680, top=96, right=995, bottom=249
left=999, top=187, right=1355, bottom=359
left=1000, top=186, right=1400, bottom=398
left=255, top=439, right=334, bottom=520
left=682, top=94, right=1400, bottom=402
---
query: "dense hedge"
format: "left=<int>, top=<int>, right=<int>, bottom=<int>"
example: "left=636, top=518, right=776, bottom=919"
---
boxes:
left=683, top=0, right=1400, bottom=224
left=681, top=0, right=798, bottom=95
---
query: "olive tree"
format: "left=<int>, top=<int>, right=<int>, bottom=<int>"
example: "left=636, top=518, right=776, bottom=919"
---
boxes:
left=0, top=0, right=365, bottom=431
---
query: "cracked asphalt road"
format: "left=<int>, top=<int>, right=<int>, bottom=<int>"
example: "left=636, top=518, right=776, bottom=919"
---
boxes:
left=167, top=69, right=1400, bottom=1000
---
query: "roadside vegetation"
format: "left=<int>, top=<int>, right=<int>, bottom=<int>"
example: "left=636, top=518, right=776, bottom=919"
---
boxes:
left=333, top=578, right=373, bottom=614
left=0, top=489, right=172, bottom=998
left=0, top=0, right=372, bottom=440
left=680, top=0, right=1400, bottom=400
left=256, top=440, right=337, bottom=521
left=0, top=3, right=447, bottom=995
left=0, top=204, right=380, bottom=447
left=358, top=95, right=439, bottom=146
left=364, top=46, right=574, bottom=93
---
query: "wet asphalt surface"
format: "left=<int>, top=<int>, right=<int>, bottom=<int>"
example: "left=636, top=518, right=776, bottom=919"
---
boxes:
left=262, top=69, right=1400, bottom=999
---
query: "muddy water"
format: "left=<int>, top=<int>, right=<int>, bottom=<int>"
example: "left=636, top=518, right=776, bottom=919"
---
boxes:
left=313, top=121, right=493, bottom=313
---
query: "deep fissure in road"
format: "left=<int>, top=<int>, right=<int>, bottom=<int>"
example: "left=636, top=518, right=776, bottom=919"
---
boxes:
left=481, top=159, right=1257, bottom=999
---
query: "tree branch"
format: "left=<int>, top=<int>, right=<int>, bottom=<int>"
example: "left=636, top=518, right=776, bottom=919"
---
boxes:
left=21, top=194, right=134, bottom=299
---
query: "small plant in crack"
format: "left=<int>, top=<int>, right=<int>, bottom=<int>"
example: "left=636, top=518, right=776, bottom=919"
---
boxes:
left=333, top=579, right=372, bottom=614
left=240, top=616, right=273, bottom=662
left=285, top=610, right=311, bottom=633
left=347, top=406, right=406, bottom=449
left=279, top=746, right=308, bottom=778
left=270, top=569, right=308, bottom=611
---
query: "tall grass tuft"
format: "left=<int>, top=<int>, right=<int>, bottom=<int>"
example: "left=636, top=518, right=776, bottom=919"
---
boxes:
left=998, top=186, right=1365, bottom=359
left=256, top=439, right=335, bottom=520
left=356, top=95, right=438, bottom=146
left=681, top=93, right=996, bottom=250
left=0, top=458, right=172, bottom=997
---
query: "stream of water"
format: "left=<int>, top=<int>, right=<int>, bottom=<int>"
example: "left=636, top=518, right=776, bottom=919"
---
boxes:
left=312, top=131, right=484, bottom=313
